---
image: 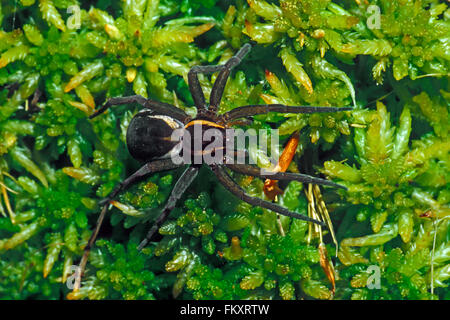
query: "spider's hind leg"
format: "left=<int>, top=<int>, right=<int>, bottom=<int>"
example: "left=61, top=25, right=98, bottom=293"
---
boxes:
left=138, top=165, right=199, bottom=250
left=89, top=95, right=147, bottom=119
left=73, top=159, right=181, bottom=291
left=90, top=95, right=190, bottom=123
left=73, top=203, right=108, bottom=291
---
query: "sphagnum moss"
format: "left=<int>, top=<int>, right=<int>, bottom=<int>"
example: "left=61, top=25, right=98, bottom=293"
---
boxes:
left=0, top=0, right=448, bottom=300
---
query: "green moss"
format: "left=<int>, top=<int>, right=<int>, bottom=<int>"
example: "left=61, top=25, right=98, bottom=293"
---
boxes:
left=0, top=0, right=448, bottom=300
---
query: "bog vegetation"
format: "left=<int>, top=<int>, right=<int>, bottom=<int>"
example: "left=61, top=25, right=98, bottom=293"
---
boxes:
left=0, top=0, right=448, bottom=300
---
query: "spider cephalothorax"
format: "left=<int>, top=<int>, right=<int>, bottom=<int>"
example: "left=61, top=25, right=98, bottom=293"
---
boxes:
left=73, top=43, right=352, bottom=290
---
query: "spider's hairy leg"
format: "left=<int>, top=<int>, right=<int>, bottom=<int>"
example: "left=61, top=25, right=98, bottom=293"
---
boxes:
left=73, top=203, right=108, bottom=292
left=188, top=43, right=251, bottom=112
left=73, top=159, right=181, bottom=291
left=99, top=159, right=181, bottom=206
left=138, top=165, right=199, bottom=250
left=222, top=104, right=353, bottom=122
left=89, top=95, right=190, bottom=123
left=209, top=43, right=252, bottom=111
left=224, top=149, right=249, bottom=164
left=226, top=164, right=347, bottom=190
left=188, top=64, right=224, bottom=110
left=188, top=43, right=252, bottom=112
left=211, top=165, right=327, bottom=227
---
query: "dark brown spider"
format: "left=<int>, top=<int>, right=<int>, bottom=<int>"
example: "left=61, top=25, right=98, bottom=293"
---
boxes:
left=73, top=43, right=351, bottom=290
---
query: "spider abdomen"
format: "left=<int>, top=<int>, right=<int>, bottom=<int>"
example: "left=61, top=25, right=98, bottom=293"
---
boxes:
left=126, top=111, right=181, bottom=161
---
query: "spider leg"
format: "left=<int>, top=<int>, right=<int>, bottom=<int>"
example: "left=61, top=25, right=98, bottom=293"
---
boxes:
left=211, top=165, right=326, bottom=227
left=226, top=163, right=347, bottom=190
left=89, top=95, right=190, bottom=123
left=224, top=149, right=249, bottom=164
left=99, top=159, right=181, bottom=206
left=209, top=43, right=252, bottom=112
left=188, top=64, right=224, bottom=110
left=188, top=43, right=252, bottom=113
left=222, top=104, right=353, bottom=122
left=73, top=204, right=108, bottom=291
left=73, top=159, right=181, bottom=291
left=227, top=118, right=253, bottom=127
left=137, top=165, right=199, bottom=250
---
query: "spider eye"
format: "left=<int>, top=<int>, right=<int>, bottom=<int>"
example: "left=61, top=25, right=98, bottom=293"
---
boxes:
left=126, top=113, right=180, bottom=161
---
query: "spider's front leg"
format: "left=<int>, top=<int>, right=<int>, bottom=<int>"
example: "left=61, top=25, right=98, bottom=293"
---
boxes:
left=211, top=165, right=327, bottom=227
left=188, top=43, right=252, bottom=113
left=226, top=163, right=347, bottom=190
left=188, top=64, right=225, bottom=110
left=209, top=43, right=251, bottom=112
left=222, top=104, right=353, bottom=122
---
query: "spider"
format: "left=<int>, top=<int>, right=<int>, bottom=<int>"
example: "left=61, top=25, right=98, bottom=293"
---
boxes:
left=73, top=43, right=351, bottom=290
